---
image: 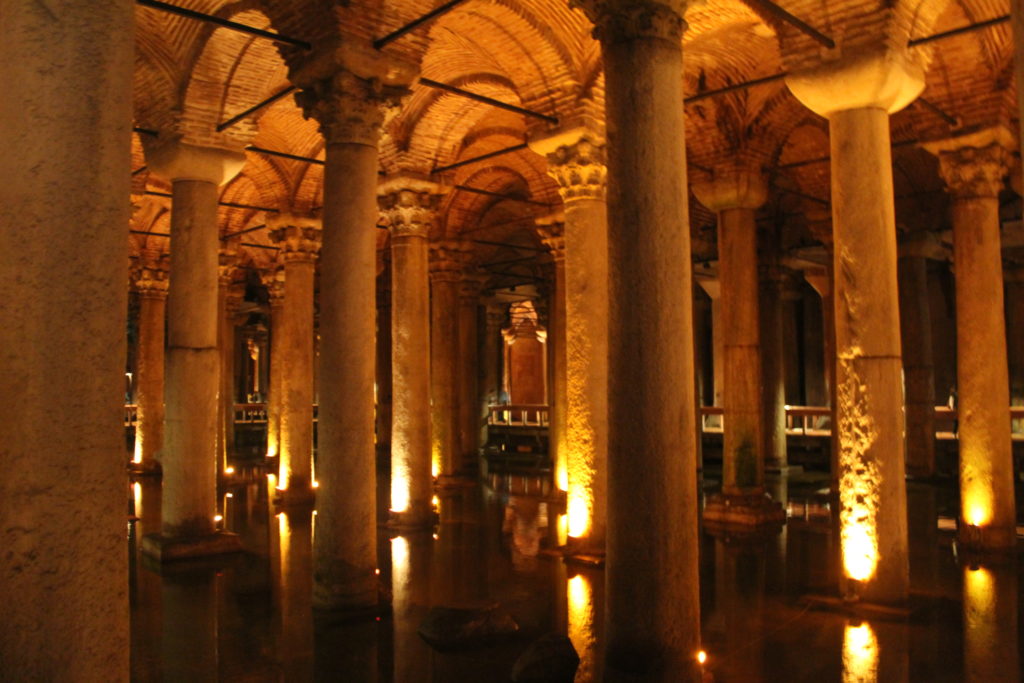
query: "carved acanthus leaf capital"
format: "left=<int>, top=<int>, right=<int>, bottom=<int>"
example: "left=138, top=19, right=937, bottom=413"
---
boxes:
left=573, top=0, right=687, bottom=44
left=429, top=240, right=474, bottom=281
left=545, top=138, right=607, bottom=202
left=261, top=267, right=286, bottom=304
left=379, top=186, right=445, bottom=239
left=934, top=143, right=1010, bottom=199
left=295, top=70, right=409, bottom=146
left=218, top=248, right=239, bottom=286
left=131, top=256, right=170, bottom=298
left=268, top=215, right=322, bottom=263
left=536, top=221, right=566, bottom=261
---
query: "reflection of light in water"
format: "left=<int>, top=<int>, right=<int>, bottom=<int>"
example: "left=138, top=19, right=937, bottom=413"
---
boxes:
left=963, top=565, right=1004, bottom=683
left=557, top=514, right=568, bottom=546
left=391, top=536, right=409, bottom=606
left=842, top=622, right=878, bottom=683
left=568, top=574, right=596, bottom=680
left=133, top=482, right=142, bottom=518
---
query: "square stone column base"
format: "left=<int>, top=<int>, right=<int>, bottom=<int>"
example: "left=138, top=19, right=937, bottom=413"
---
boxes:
left=142, top=531, right=243, bottom=563
left=703, top=493, right=786, bottom=533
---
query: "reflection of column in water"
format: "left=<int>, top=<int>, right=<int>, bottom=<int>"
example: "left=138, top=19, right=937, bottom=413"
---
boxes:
left=906, top=483, right=939, bottom=592
left=132, top=479, right=163, bottom=683
left=392, top=533, right=433, bottom=683
left=433, top=488, right=488, bottom=608
left=715, top=539, right=767, bottom=683
left=162, top=568, right=218, bottom=682
left=568, top=568, right=604, bottom=682
left=843, top=622, right=878, bottom=683
left=963, top=564, right=1019, bottom=683
left=277, top=510, right=313, bottom=680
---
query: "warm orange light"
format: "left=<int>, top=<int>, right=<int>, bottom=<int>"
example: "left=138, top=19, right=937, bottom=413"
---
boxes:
left=132, top=482, right=142, bottom=518
left=557, top=513, right=569, bottom=546
left=391, top=466, right=410, bottom=513
left=431, top=495, right=440, bottom=509
left=567, top=493, right=590, bottom=538
left=374, top=568, right=380, bottom=576
left=568, top=574, right=596, bottom=680
left=132, top=440, right=143, bottom=465
left=842, top=622, right=878, bottom=683
left=311, top=480, right=319, bottom=489
left=224, top=466, right=235, bottom=475
left=697, top=651, right=707, bottom=665
left=214, top=514, right=223, bottom=523
left=225, top=492, right=233, bottom=498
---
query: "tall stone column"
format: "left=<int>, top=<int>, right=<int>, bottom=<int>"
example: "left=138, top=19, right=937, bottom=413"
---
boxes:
left=538, top=221, right=569, bottom=493
left=2, top=6, right=132, bottom=673
left=694, top=170, right=783, bottom=528
left=458, top=272, right=486, bottom=471
left=141, top=141, right=245, bottom=561
left=696, top=278, right=724, bottom=415
left=263, top=267, right=285, bottom=460
left=378, top=178, right=444, bottom=527
left=897, top=232, right=939, bottom=478
left=217, top=250, right=241, bottom=479
left=293, top=61, right=415, bottom=611
left=131, top=256, right=169, bottom=473
left=759, top=266, right=788, bottom=471
left=787, top=52, right=922, bottom=604
left=1005, top=265, right=1024, bottom=420
left=430, top=240, right=471, bottom=479
left=925, top=129, right=1016, bottom=551
left=268, top=215, right=321, bottom=506
left=578, top=1, right=701, bottom=677
left=530, top=131, right=609, bottom=551
left=1015, top=0, right=1024, bottom=171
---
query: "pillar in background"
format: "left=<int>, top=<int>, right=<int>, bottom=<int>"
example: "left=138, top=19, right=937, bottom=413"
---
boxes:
left=898, top=231, right=940, bottom=478
left=263, top=267, right=285, bottom=460
left=925, top=129, right=1016, bottom=551
left=293, top=59, right=416, bottom=611
left=217, top=248, right=242, bottom=479
left=269, top=215, right=322, bottom=506
left=1005, top=265, right=1024, bottom=426
left=577, top=0, right=701, bottom=675
left=759, top=265, right=789, bottom=472
left=787, top=50, right=922, bottom=603
left=141, top=140, right=246, bottom=561
left=0, top=1, right=133, bottom=673
left=379, top=177, right=445, bottom=526
left=539, top=220, right=569, bottom=494
left=530, top=131, right=610, bottom=551
left=696, top=278, right=724, bottom=415
left=458, top=271, right=487, bottom=470
left=131, top=254, right=170, bottom=473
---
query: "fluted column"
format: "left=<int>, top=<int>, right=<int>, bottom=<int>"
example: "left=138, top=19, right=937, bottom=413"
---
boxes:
left=263, top=267, right=285, bottom=460
left=897, top=232, right=938, bottom=478
left=577, top=0, right=700, bottom=677
left=131, top=256, right=169, bottom=473
left=539, top=221, right=568, bottom=494
left=379, top=178, right=444, bottom=526
left=458, top=271, right=486, bottom=471
left=269, top=216, right=321, bottom=506
left=1, top=4, right=133, bottom=673
left=293, top=60, right=415, bottom=611
left=141, top=140, right=245, bottom=560
left=787, top=51, right=923, bottom=603
left=694, top=170, right=783, bottom=527
left=530, top=131, right=609, bottom=552
left=217, top=249, right=241, bottom=480
left=925, top=129, right=1016, bottom=551
left=429, top=241, right=471, bottom=479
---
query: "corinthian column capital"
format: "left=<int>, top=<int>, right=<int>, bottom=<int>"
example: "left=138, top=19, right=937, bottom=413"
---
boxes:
left=378, top=175, right=449, bottom=239
left=924, top=128, right=1015, bottom=200
left=295, top=69, right=409, bottom=146
left=691, top=167, right=767, bottom=212
left=530, top=129, right=607, bottom=202
left=574, top=0, right=687, bottom=44
left=268, top=214, right=323, bottom=263
left=131, top=255, right=170, bottom=299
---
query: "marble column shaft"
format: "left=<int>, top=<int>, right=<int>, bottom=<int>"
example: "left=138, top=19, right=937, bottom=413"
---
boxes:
left=270, top=218, right=321, bottom=504
left=583, top=1, right=701, bottom=677
left=133, top=262, right=169, bottom=470
left=430, top=242, right=470, bottom=478
left=897, top=244, right=936, bottom=477
left=217, top=255, right=240, bottom=476
left=760, top=267, right=788, bottom=470
left=295, top=67, right=413, bottom=609
left=539, top=224, right=568, bottom=492
left=265, top=269, right=286, bottom=459
left=0, top=0, right=133, bottom=675
left=458, top=274, right=484, bottom=469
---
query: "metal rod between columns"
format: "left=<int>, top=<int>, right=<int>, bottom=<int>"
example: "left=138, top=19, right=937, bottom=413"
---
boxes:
left=135, top=0, right=312, bottom=49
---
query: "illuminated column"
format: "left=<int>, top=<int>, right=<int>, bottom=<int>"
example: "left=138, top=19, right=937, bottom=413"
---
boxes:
left=963, top=562, right=1019, bottom=682
left=530, top=131, right=609, bottom=551
left=539, top=221, right=569, bottom=493
left=787, top=52, right=923, bottom=603
left=131, top=255, right=169, bottom=473
left=293, top=61, right=415, bottom=610
left=578, top=0, right=701, bottom=676
left=141, top=140, right=245, bottom=560
left=217, top=249, right=241, bottom=479
left=378, top=178, right=444, bottom=526
left=263, top=267, right=285, bottom=459
left=897, top=232, right=938, bottom=478
left=268, top=216, right=321, bottom=506
left=697, top=278, right=723, bottom=415
left=925, top=129, right=1016, bottom=550
left=430, top=240, right=471, bottom=479
left=759, top=266, right=788, bottom=471
left=694, top=170, right=783, bottom=527
left=458, top=272, right=486, bottom=470
left=1, top=2, right=132, bottom=673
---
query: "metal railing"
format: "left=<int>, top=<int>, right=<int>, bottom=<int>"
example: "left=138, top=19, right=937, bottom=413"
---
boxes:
left=488, top=404, right=549, bottom=427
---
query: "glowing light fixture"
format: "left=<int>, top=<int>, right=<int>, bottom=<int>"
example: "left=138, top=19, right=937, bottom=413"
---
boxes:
left=567, top=494, right=590, bottom=538
left=697, top=651, right=707, bottom=665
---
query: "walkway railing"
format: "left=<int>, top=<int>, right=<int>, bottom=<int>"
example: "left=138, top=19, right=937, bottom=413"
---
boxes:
left=488, top=404, right=548, bottom=427
left=124, top=403, right=318, bottom=427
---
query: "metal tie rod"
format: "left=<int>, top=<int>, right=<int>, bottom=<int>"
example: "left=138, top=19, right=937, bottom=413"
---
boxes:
left=135, top=0, right=311, bottom=50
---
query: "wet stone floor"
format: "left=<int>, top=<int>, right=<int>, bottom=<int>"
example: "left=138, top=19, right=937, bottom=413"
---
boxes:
left=128, top=462, right=1024, bottom=682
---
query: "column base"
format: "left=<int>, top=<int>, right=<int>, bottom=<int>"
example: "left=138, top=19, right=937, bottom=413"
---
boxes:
left=562, top=537, right=606, bottom=567
left=765, top=463, right=802, bottom=476
left=128, top=460, right=162, bottom=476
left=435, top=474, right=478, bottom=491
left=703, top=492, right=786, bottom=532
left=141, top=531, right=242, bottom=563
left=274, top=486, right=317, bottom=508
left=388, top=505, right=435, bottom=530
left=957, top=523, right=1018, bottom=553
left=800, top=592, right=915, bottom=621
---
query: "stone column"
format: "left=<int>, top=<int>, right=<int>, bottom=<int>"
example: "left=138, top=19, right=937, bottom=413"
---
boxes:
left=458, top=272, right=486, bottom=471
left=925, top=129, right=1016, bottom=551
left=131, top=256, right=169, bottom=473
left=141, top=141, right=246, bottom=561
left=378, top=178, right=444, bottom=527
left=696, top=278, right=724, bottom=413
left=787, top=53, right=922, bottom=604
left=694, top=170, right=783, bottom=528
left=898, top=232, right=938, bottom=478
left=294, top=62, right=415, bottom=611
left=760, top=266, right=788, bottom=471
left=430, top=240, right=471, bottom=479
left=1015, top=0, right=1024, bottom=172
left=538, top=221, right=569, bottom=493
left=530, top=132, right=609, bottom=551
left=268, top=215, right=321, bottom=506
left=217, top=250, right=241, bottom=479
left=263, top=267, right=286, bottom=460
left=579, top=1, right=701, bottom=677
left=1005, top=265, right=1024, bottom=422
left=1, top=3, right=133, bottom=673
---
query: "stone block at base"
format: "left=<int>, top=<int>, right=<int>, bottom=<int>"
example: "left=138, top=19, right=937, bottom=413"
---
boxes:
left=128, top=460, right=162, bottom=477
left=142, top=531, right=243, bottom=563
left=703, top=493, right=786, bottom=532
left=273, top=486, right=316, bottom=508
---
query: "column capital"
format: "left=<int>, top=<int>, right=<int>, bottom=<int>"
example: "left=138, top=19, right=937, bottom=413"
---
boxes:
left=574, top=0, right=688, bottom=44
left=218, top=247, right=240, bottom=287
left=785, top=49, right=924, bottom=117
left=429, top=240, right=473, bottom=282
left=295, top=69, right=410, bottom=147
left=131, top=256, right=170, bottom=299
left=268, top=214, right=322, bottom=263
left=691, top=168, right=767, bottom=212
left=695, top=276, right=720, bottom=300
left=261, top=267, right=286, bottom=305
left=923, top=128, right=1015, bottom=200
left=484, top=303, right=507, bottom=329
left=898, top=230, right=947, bottom=261
left=529, top=128, right=606, bottom=202
left=142, top=139, right=246, bottom=186
left=459, top=270, right=489, bottom=300
left=536, top=218, right=566, bottom=262
left=802, top=266, right=830, bottom=299
left=378, top=174, right=449, bottom=239
left=805, top=207, right=833, bottom=248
